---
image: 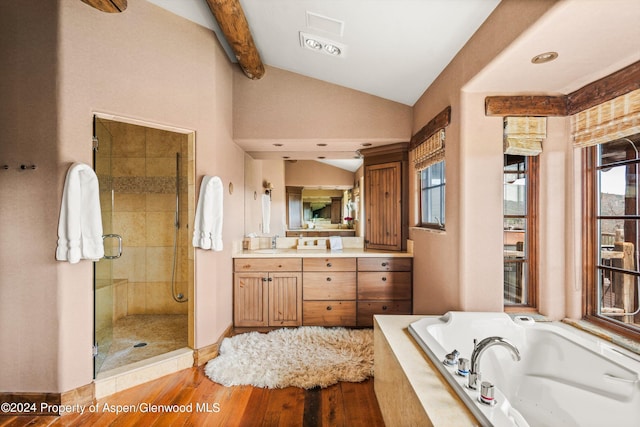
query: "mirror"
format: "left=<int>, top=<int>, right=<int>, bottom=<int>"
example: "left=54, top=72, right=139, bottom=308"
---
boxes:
left=302, top=189, right=343, bottom=221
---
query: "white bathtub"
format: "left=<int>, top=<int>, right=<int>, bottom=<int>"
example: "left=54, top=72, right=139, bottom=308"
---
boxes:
left=408, top=312, right=640, bottom=427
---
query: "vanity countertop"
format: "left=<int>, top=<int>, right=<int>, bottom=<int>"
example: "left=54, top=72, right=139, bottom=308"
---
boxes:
left=233, top=248, right=413, bottom=258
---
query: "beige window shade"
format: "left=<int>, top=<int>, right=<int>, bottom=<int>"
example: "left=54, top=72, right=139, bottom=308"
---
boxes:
left=503, top=117, right=546, bottom=156
left=413, top=129, right=445, bottom=172
left=572, top=88, right=640, bottom=148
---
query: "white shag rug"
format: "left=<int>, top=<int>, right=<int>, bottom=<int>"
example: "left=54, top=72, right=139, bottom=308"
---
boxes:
left=204, top=327, right=374, bottom=389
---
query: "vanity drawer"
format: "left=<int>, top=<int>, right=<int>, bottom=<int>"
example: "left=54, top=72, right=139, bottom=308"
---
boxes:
left=357, top=272, right=412, bottom=300
left=357, top=301, right=412, bottom=327
left=303, top=257, right=356, bottom=272
left=303, top=272, right=356, bottom=300
left=234, top=258, right=302, bottom=272
left=303, top=301, right=356, bottom=326
left=357, top=257, right=412, bottom=272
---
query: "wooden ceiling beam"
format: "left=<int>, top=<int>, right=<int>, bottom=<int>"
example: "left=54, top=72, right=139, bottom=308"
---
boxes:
left=80, top=0, right=127, bottom=13
left=485, top=96, right=567, bottom=117
left=205, top=0, right=265, bottom=80
left=485, top=61, right=640, bottom=117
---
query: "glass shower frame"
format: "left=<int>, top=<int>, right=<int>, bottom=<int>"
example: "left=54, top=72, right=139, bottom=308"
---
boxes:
left=92, top=114, right=195, bottom=378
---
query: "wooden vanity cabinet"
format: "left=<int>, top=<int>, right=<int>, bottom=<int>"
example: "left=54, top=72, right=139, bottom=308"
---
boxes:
left=302, top=257, right=357, bottom=326
left=233, top=258, right=302, bottom=327
left=357, top=257, right=412, bottom=326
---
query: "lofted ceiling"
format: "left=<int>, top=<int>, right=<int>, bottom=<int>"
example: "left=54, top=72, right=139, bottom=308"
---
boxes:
left=145, top=0, right=640, bottom=171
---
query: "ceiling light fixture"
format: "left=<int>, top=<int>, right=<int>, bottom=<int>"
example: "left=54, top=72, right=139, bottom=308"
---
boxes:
left=305, top=38, right=322, bottom=50
left=317, top=156, right=326, bottom=159
left=300, top=32, right=346, bottom=58
left=531, top=51, right=558, bottom=64
left=361, top=143, right=372, bottom=147
left=324, top=44, right=341, bottom=56
left=317, top=143, right=327, bottom=147
left=273, top=143, right=283, bottom=147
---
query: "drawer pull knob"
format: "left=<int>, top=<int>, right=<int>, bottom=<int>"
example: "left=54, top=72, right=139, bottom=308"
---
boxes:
left=326, top=277, right=332, bottom=282
left=381, top=262, right=388, bottom=267
left=382, top=276, right=387, bottom=282
left=327, top=262, right=332, bottom=267
left=326, top=305, right=333, bottom=311
left=262, top=277, right=268, bottom=282
left=382, top=305, right=388, bottom=310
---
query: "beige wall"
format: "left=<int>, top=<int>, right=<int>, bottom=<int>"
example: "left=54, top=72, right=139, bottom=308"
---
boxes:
left=244, top=156, right=287, bottom=237
left=410, top=0, right=560, bottom=315
left=0, top=0, right=243, bottom=394
left=0, top=0, right=60, bottom=394
left=285, top=160, right=355, bottom=188
left=234, top=66, right=412, bottom=144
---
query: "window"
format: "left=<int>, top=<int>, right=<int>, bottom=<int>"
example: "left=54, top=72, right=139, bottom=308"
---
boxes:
left=503, top=154, right=538, bottom=306
left=585, top=134, right=640, bottom=336
left=420, top=161, right=445, bottom=228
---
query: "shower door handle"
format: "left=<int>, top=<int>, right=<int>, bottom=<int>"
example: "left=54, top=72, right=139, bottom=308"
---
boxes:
left=102, top=234, right=123, bottom=259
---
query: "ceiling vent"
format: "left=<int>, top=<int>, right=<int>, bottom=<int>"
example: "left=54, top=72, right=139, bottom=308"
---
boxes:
left=300, top=32, right=346, bottom=58
left=305, top=12, right=344, bottom=36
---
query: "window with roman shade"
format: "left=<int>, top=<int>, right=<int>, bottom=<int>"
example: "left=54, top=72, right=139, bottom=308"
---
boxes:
left=502, top=117, right=543, bottom=307
left=579, top=88, right=640, bottom=335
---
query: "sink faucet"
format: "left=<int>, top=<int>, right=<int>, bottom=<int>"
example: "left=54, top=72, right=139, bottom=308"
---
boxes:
left=271, top=235, right=279, bottom=249
left=468, top=336, right=521, bottom=390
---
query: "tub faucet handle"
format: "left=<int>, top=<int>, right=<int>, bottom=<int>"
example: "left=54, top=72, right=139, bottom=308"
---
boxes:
left=443, top=349, right=460, bottom=367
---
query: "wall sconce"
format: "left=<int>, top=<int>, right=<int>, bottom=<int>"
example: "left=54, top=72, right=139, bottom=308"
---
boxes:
left=263, top=181, right=274, bottom=198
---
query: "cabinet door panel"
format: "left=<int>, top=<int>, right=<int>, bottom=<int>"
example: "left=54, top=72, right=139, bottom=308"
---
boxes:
left=269, top=273, right=302, bottom=326
left=357, top=272, right=412, bottom=300
left=303, top=257, right=356, bottom=272
left=303, top=272, right=356, bottom=300
left=366, top=162, right=402, bottom=251
left=234, top=273, right=268, bottom=327
left=303, top=301, right=356, bottom=326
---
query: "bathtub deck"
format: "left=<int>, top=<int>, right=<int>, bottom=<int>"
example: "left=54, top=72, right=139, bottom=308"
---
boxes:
left=374, top=315, right=478, bottom=427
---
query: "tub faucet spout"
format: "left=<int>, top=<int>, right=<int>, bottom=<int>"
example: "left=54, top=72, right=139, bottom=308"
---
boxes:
left=468, top=336, right=521, bottom=390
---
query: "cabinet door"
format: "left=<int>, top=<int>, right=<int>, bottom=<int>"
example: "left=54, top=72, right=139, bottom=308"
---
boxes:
left=234, top=273, right=268, bottom=327
left=269, top=272, right=302, bottom=326
left=366, top=162, right=402, bottom=251
left=286, top=187, right=303, bottom=229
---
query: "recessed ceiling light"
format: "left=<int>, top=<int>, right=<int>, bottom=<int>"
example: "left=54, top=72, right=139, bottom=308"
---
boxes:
left=324, top=44, right=341, bottom=56
left=361, top=143, right=372, bottom=147
left=273, top=143, right=283, bottom=147
left=531, top=51, right=558, bottom=64
left=305, top=38, right=322, bottom=50
left=282, top=156, right=290, bottom=159
left=317, top=143, right=327, bottom=147
left=317, top=156, right=326, bottom=159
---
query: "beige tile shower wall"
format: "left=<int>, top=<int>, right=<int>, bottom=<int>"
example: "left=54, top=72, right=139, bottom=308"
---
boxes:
left=109, top=121, right=189, bottom=316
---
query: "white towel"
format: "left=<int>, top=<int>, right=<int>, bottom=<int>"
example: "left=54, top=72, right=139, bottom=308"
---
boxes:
left=261, top=194, right=271, bottom=234
left=56, top=162, right=104, bottom=263
left=192, top=175, right=223, bottom=251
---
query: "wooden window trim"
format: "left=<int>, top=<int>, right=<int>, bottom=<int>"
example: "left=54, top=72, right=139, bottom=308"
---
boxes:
left=582, top=146, right=640, bottom=341
left=503, top=156, right=539, bottom=308
left=418, top=162, right=446, bottom=231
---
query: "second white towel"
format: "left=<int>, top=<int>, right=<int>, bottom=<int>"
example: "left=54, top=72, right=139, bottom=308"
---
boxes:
left=261, top=194, right=271, bottom=234
left=193, top=175, right=223, bottom=251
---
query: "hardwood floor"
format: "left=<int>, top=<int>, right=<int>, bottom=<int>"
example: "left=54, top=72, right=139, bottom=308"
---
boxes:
left=0, top=367, right=385, bottom=426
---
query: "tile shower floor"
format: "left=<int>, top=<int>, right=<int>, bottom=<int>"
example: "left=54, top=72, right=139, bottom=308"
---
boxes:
left=97, top=314, right=188, bottom=373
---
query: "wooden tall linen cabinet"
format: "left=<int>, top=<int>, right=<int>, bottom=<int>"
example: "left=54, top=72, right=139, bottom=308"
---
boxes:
left=361, top=143, right=409, bottom=251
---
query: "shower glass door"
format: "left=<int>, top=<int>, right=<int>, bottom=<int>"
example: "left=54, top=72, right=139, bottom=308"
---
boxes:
left=93, top=118, right=114, bottom=377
